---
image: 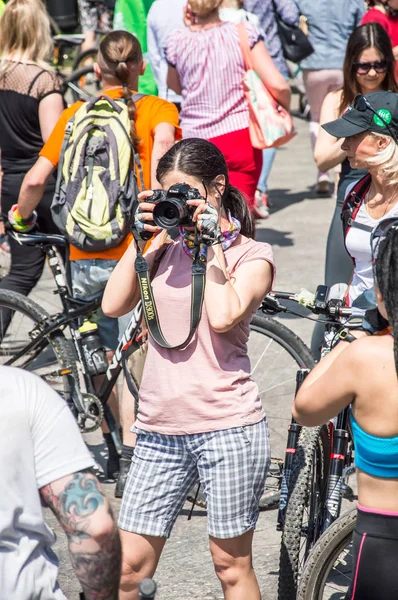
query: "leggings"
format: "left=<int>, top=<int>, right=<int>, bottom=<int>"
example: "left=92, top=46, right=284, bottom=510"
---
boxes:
left=208, top=128, right=263, bottom=212
left=0, top=170, right=60, bottom=336
left=346, top=506, right=398, bottom=600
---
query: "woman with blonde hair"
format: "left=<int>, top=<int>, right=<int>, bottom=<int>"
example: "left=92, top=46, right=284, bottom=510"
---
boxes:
left=166, top=0, right=290, bottom=216
left=0, top=0, right=64, bottom=322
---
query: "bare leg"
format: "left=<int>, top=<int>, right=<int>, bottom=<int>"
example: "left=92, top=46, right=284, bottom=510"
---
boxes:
left=81, top=30, right=96, bottom=55
left=121, top=377, right=136, bottom=447
left=119, top=530, right=166, bottom=600
left=210, top=530, right=261, bottom=600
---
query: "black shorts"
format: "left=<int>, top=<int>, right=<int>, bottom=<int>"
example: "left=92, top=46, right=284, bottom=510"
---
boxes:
left=347, top=506, right=398, bottom=600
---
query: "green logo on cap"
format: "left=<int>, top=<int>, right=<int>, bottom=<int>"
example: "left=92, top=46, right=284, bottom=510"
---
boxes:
left=373, top=109, right=392, bottom=127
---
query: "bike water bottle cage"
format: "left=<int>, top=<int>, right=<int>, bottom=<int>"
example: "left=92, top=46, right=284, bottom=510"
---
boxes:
left=132, top=229, right=206, bottom=351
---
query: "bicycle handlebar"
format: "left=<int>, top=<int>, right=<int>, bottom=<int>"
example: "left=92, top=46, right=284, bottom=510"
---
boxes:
left=261, top=291, right=363, bottom=320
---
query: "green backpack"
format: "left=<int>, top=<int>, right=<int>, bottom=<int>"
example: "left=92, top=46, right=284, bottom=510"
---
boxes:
left=51, top=94, right=145, bottom=251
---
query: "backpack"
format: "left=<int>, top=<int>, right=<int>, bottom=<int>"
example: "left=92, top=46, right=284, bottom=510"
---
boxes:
left=341, top=173, right=372, bottom=264
left=51, top=94, right=145, bottom=252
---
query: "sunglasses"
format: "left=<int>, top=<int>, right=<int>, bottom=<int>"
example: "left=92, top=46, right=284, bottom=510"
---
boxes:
left=354, top=60, right=388, bottom=75
left=370, top=217, right=398, bottom=281
left=353, top=94, right=398, bottom=144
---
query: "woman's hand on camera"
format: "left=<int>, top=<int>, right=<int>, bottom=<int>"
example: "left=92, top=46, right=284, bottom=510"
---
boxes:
left=187, top=199, right=222, bottom=242
left=134, top=190, right=162, bottom=237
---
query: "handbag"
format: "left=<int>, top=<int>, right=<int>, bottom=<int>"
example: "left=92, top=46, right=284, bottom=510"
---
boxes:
left=272, top=2, right=314, bottom=64
left=237, top=23, right=295, bottom=150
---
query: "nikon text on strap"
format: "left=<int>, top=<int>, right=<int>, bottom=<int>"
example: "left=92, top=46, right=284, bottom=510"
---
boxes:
left=133, top=232, right=206, bottom=350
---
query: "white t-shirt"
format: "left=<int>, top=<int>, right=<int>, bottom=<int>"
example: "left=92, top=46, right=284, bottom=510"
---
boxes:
left=0, top=367, right=94, bottom=600
left=345, top=181, right=398, bottom=304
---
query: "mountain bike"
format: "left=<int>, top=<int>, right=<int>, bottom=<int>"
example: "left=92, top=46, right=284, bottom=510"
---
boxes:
left=261, top=287, right=362, bottom=600
left=297, top=507, right=356, bottom=600
left=0, top=226, right=315, bottom=475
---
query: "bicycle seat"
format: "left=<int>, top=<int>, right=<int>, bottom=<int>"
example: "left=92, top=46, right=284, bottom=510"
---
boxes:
left=53, top=34, right=86, bottom=47
left=8, top=230, right=67, bottom=247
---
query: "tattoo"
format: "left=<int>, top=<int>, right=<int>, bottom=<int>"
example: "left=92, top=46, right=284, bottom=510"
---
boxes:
left=41, top=471, right=121, bottom=599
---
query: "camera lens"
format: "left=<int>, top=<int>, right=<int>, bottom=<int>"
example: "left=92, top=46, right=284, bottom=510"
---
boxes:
left=153, top=198, right=188, bottom=229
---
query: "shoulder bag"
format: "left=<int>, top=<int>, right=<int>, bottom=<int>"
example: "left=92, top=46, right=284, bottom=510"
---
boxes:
left=272, top=1, right=314, bottom=64
left=237, top=23, right=295, bottom=150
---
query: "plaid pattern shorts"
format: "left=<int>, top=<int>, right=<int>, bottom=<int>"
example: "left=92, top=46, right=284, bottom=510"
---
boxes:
left=118, top=418, right=270, bottom=539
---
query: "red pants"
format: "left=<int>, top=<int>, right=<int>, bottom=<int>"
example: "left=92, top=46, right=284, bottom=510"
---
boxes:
left=209, top=128, right=262, bottom=212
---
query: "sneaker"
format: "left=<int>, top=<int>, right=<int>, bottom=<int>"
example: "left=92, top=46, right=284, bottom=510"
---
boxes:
left=315, top=179, right=331, bottom=197
left=114, top=457, right=131, bottom=498
left=253, top=190, right=270, bottom=220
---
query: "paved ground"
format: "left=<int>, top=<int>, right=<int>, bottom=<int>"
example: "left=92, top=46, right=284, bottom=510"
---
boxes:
left=30, top=101, right=337, bottom=599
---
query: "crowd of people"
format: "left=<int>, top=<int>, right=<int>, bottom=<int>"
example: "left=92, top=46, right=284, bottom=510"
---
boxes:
left=1, top=0, right=398, bottom=598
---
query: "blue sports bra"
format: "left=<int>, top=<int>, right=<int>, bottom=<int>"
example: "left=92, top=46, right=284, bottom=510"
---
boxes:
left=351, top=412, right=398, bottom=478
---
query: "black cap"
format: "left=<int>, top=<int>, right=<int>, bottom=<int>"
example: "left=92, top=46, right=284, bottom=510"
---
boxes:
left=322, top=91, right=398, bottom=141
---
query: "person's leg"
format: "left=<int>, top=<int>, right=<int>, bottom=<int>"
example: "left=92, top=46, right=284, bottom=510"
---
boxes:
left=257, top=148, right=277, bottom=195
left=209, top=531, right=260, bottom=600
left=196, top=419, right=270, bottom=598
left=118, top=430, right=198, bottom=597
left=77, top=0, right=98, bottom=53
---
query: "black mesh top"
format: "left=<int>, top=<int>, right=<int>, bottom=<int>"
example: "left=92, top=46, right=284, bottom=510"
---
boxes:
left=0, top=62, right=62, bottom=171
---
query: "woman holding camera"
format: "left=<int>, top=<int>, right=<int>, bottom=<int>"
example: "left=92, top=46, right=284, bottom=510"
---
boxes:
left=102, top=138, right=275, bottom=600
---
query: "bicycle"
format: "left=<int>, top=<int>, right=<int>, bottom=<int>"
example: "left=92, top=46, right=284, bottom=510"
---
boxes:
left=297, top=507, right=356, bottom=600
left=260, top=287, right=362, bottom=600
left=0, top=226, right=316, bottom=477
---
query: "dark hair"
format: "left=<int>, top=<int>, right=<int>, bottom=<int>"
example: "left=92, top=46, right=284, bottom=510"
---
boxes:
left=98, top=31, right=143, bottom=150
left=375, top=229, right=398, bottom=375
left=156, top=139, right=255, bottom=239
left=340, top=22, right=397, bottom=114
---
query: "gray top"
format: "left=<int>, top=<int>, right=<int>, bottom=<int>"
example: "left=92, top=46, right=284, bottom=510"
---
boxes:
left=294, top=0, right=365, bottom=70
left=243, top=0, right=300, bottom=74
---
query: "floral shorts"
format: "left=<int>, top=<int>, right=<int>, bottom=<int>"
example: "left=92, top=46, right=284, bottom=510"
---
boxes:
left=77, top=0, right=113, bottom=33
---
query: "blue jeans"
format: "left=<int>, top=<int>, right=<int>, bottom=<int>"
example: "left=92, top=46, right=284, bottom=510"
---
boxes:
left=257, top=148, right=277, bottom=194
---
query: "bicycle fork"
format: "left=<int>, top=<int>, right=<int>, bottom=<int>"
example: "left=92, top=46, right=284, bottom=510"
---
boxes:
left=276, top=368, right=309, bottom=531
left=323, top=428, right=349, bottom=531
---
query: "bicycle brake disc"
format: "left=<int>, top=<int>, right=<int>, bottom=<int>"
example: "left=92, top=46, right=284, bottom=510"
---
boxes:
left=78, top=393, right=104, bottom=433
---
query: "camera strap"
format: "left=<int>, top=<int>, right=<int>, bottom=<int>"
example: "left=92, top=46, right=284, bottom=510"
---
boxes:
left=133, top=231, right=206, bottom=350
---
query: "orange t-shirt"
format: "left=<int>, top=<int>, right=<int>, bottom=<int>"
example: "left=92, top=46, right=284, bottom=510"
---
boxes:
left=40, top=89, right=181, bottom=260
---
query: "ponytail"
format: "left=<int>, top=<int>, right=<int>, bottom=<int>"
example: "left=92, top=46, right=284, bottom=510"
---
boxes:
left=98, top=31, right=142, bottom=151
left=223, top=185, right=254, bottom=239
left=375, top=228, right=398, bottom=376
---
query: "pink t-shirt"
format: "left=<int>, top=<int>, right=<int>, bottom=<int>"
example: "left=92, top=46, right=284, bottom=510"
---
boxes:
left=135, top=236, right=275, bottom=435
left=166, top=21, right=263, bottom=139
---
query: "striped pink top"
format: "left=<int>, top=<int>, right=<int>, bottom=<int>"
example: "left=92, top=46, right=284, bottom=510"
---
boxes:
left=166, top=21, right=262, bottom=139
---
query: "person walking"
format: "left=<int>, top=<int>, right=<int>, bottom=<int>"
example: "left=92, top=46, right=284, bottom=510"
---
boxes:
left=362, top=0, right=398, bottom=79
left=166, top=0, right=290, bottom=215
left=294, top=0, right=365, bottom=195
left=0, top=0, right=64, bottom=331
left=311, top=23, right=397, bottom=355
left=293, top=217, right=398, bottom=600
left=102, top=138, right=275, bottom=599
left=146, top=0, right=185, bottom=108
left=14, top=30, right=181, bottom=489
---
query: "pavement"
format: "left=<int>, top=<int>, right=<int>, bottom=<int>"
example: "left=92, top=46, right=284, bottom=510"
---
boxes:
left=30, top=99, right=338, bottom=599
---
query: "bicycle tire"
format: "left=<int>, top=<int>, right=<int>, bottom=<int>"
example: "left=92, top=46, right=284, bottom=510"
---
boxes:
left=278, top=424, right=330, bottom=600
left=297, top=508, right=356, bottom=600
left=72, top=48, right=98, bottom=71
left=0, top=288, right=77, bottom=388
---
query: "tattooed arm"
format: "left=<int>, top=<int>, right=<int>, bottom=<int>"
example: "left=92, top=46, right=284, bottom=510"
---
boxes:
left=40, top=470, right=121, bottom=600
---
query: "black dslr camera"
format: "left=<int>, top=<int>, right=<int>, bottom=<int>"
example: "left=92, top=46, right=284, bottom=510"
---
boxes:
left=151, top=183, right=203, bottom=229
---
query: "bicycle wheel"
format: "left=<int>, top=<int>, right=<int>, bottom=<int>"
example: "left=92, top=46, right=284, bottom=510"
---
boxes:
left=72, top=48, right=98, bottom=71
left=61, top=65, right=101, bottom=104
left=0, top=289, right=76, bottom=395
left=297, top=508, right=356, bottom=599
left=278, top=425, right=330, bottom=600
left=248, top=314, right=316, bottom=507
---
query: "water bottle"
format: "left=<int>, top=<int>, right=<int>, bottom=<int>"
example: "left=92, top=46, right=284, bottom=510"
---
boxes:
left=79, top=320, right=108, bottom=376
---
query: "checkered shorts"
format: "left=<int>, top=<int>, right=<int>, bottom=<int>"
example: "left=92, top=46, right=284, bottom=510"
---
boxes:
left=77, top=0, right=112, bottom=33
left=118, top=418, right=270, bottom=539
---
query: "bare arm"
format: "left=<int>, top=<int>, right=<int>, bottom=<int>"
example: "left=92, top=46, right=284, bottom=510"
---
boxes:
left=151, top=122, right=176, bottom=187
left=250, top=41, right=291, bottom=110
left=292, top=340, right=359, bottom=426
left=167, top=65, right=182, bottom=96
left=38, top=93, right=65, bottom=143
left=17, top=156, right=55, bottom=219
left=204, top=245, right=273, bottom=332
left=40, top=470, right=121, bottom=600
left=314, top=91, right=346, bottom=172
